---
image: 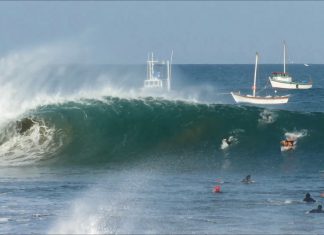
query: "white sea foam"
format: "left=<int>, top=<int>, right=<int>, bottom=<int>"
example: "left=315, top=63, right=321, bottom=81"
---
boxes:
left=220, top=136, right=237, bottom=150
left=258, top=110, right=277, bottom=125
left=220, top=129, right=243, bottom=150
left=0, top=217, right=9, bottom=223
left=0, top=118, right=64, bottom=166
left=284, top=129, right=308, bottom=140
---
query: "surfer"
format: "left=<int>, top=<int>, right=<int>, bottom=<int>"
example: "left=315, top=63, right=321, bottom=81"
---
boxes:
left=241, top=175, right=253, bottom=184
left=16, top=118, right=35, bottom=134
left=222, top=136, right=233, bottom=145
left=303, top=193, right=316, bottom=203
left=280, top=138, right=296, bottom=151
left=221, top=136, right=235, bottom=150
left=264, top=113, right=273, bottom=123
left=281, top=139, right=295, bottom=147
left=308, top=205, right=324, bottom=213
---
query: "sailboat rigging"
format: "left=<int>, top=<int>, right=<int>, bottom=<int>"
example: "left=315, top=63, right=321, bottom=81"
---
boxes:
left=231, top=52, right=289, bottom=105
left=269, top=41, right=312, bottom=89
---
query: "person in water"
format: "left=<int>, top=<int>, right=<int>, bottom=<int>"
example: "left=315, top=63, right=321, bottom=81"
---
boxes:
left=281, top=139, right=295, bottom=147
left=309, top=205, right=324, bottom=213
left=225, top=138, right=232, bottom=145
left=223, top=136, right=233, bottom=145
left=241, top=175, right=253, bottom=183
left=303, top=193, right=316, bottom=203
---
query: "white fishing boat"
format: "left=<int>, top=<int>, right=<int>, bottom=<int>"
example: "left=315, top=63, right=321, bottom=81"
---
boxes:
left=231, top=52, right=289, bottom=105
left=269, top=41, right=312, bottom=89
left=143, top=52, right=173, bottom=92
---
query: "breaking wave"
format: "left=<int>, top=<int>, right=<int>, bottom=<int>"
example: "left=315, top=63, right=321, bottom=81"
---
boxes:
left=0, top=97, right=323, bottom=168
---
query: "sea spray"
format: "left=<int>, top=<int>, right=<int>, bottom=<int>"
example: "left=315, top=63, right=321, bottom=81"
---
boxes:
left=48, top=169, right=155, bottom=234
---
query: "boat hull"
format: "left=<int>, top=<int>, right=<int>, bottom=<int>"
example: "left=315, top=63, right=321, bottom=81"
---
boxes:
left=231, top=92, right=289, bottom=104
left=269, top=77, right=312, bottom=89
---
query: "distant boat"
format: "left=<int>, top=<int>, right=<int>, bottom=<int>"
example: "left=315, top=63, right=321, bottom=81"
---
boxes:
left=143, top=52, right=173, bottom=92
left=231, top=52, right=289, bottom=105
left=269, top=41, right=312, bottom=89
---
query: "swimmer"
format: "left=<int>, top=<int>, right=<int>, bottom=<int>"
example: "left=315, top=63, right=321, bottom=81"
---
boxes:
left=303, top=193, right=316, bottom=203
left=241, top=175, right=254, bottom=184
left=309, top=205, right=324, bottom=213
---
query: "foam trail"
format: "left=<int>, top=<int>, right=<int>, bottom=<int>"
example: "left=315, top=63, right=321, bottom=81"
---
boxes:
left=258, top=110, right=277, bottom=125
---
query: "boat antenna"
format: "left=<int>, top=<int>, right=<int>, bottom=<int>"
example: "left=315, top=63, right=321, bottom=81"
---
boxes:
left=147, top=53, right=150, bottom=80
left=283, top=40, right=286, bottom=73
left=151, top=52, right=154, bottom=79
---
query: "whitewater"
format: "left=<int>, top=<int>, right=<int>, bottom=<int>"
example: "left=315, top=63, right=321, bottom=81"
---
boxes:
left=1, top=46, right=324, bottom=234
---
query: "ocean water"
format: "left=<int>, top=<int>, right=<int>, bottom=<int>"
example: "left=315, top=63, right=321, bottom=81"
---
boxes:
left=0, top=62, right=324, bottom=234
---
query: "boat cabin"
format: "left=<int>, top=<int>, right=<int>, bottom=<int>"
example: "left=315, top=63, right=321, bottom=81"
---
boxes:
left=143, top=52, right=172, bottom=91
left=270, top=72, right=292, bottom=82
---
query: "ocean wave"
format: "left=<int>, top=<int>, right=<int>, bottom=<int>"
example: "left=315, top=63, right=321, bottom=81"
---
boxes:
left=0, top=96, right=323, bottom=167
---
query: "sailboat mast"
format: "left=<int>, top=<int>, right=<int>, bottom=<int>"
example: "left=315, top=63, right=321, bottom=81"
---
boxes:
left=151, top=52, right=155, bottom=79
left=167, top=50, right=173, bottom=91
left=147, top=53, right=150, bottom=80
left=283, top=41, right=286, bottom=73
left=253, top=52, right=258, bottom=97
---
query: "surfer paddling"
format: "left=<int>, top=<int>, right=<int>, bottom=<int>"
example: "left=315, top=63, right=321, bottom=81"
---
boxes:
left=241, top=175, right=254, bottom=184
left=308, top=205, right=324, bottom=214
left=303, top=193, right=316, bottom=203
left=280, top=138, right=296, bottom=151
left=221, top=136, right=235, bottom=150
left=281, top=139, right=295, bottom=147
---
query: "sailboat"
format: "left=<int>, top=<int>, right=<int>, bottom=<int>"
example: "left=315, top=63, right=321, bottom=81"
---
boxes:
left=231, top=52, right=289, bottom=105
left=143, top=52, right=173, bottom=92
left=269, top=41, right=312, bottom=89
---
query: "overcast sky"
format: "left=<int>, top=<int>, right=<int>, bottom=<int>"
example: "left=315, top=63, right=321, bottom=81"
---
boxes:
left=0, top=1, right=323, bottom=64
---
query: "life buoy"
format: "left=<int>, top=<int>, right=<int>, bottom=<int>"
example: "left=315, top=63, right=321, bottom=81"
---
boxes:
left=213, top=185, right=221, bottom=193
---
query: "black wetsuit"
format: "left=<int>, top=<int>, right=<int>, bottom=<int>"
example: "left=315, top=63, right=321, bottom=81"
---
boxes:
left=304, top=197, right=316, bottom=203
left=303, top=193, right=316, bottom=203
left=309, top=205, right=324, bottom=213
left=241, top=176, right=252, bottom=183
left=309, top=208, right=324, bottom=213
